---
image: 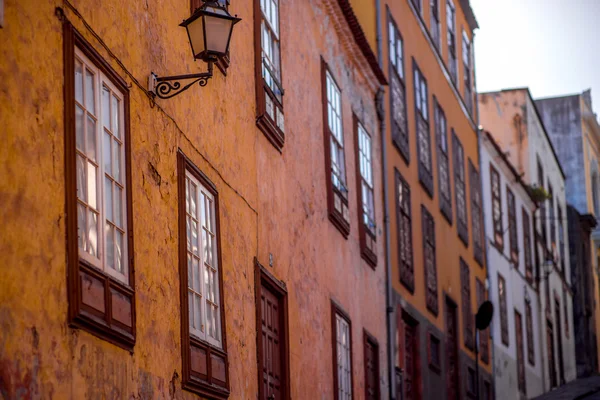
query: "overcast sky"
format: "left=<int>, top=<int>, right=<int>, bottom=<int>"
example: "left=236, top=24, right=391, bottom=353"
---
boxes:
left=471, top=0, right=600, bottom=115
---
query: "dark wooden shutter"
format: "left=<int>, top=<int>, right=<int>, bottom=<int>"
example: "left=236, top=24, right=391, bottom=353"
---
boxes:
left=507, top=188, right=518, bottom=262
left=422, top=206, right=438, bottom=315
left=522, top=208, right=533, bottom=283
left=476, top=278, right=489, bottom=364
left=515, top=310, right=526, bottom=395
left=460, top=259, right=474, bottom=350
left=445, top=298, right=460, bottom=400
left=469, top=160, right=484, bottom=266
left=396, top=170, right=414, bottom=292
left=261, top=285, right=283, bottom=399
left=490, top=165, right=503, bottom=250
left=364, top=333, right=380, bottom=400
left=452, top=131, right=468, bottom=245
left=525, top=302, right=534, bottom=365
left=498, top=273, right=509, bottom=346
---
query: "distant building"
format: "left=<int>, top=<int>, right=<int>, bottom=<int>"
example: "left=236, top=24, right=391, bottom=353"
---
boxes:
left=481, top=131, right=543, bottom=398
left=536, top=90, right=600, bottom=378
left=479, top=88, right=575, bottom=392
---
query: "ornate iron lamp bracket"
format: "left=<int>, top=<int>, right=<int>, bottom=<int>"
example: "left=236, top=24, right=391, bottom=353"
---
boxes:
left=149, top=61, right=214, bottom=99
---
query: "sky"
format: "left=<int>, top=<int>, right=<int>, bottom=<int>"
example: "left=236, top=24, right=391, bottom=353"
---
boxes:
left=471, top=0, right=600, bottom=115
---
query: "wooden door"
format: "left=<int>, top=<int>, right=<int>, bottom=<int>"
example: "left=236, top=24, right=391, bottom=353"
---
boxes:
left=555, top=299, right=565, bottom=385
left=364, top=334, right=380, bottom=400
left=445, top=299, right=460, bottom=400
left=515, top=311, right=526, bottom=394
left=404, top=321, right=419, bottom=400
left=547, top=321, right=557, bottom=388
left=261, top=284, right=284, bottom=400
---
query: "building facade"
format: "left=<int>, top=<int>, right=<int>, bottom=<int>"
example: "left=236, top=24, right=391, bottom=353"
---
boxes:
left=352, top=0, right=492, bottom=398
left=0, top=0, right=389, bottom=399
left=479, top=88, right=576, bottom=392
left=481, top=131, right=543, bottom=399
left=536, top=90, right=600, bottom=377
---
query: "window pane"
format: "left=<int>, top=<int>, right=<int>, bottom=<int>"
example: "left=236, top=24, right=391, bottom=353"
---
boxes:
left=114, top=186, right=122, bottom=228
left=77, top=203, right=86, bottom=251
left=103, top=131, right=112, bottom=177
left=195, top=294, right=202, bottom=332
left=88, top=210, right=98, bottom=257
left=188, top=291, right=194, bottom=329
left=113, top=140, right=121, bottom=182
left=85, top=68, right=95, bottom=112
left=76, top=155, right=86, bottom=202
left=115, top=230, right=123, bottom=274
left=112, top=94, right=120, bottom=139
left=76, top=105, right=85, bottom=151
left=194, top=257, right=201, bottom=293
left=87, top=162, right=97, bottom=209
left=105, top=177, right=113, bottom=222
left=75, top=60, right=84, bottom=105
left=102, top=85, right=111, bottom=129
left=105, top=223, right=114, bottom=270
left=86, top=115, right=97, bottom=162
left=192, top=219, right=199, bottom=255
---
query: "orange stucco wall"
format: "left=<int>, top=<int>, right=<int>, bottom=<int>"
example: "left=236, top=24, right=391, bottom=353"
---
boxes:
left=0, top=0, right=387, bottom=398
left=381, top=0, right=490, bottom=375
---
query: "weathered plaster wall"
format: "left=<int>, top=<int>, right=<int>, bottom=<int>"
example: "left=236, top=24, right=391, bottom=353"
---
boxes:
left=0, top=0, right=388, bottom=398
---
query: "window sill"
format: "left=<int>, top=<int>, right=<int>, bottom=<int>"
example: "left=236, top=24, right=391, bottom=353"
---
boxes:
left=361, top=244, right=378, bottom=269
left=257, top=113, right=285, bottom=152
left=400, top=269, right=415, bottom=294
left=392, top=136, right=410, bottom=166
left=183, top=380, right=230, bottom=400
left=70, top=312, right=135, bottom=352
left=440, top=201, right=453, bottom=226
left=329, top=210, right=350, bottom=239
left=419, top=170, right=434, bottom=199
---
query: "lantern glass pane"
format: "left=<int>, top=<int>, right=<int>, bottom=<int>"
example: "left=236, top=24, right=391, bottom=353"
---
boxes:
left=204, top=15, right=233, bottom=55
left=186, top=16, right=205, bottom=58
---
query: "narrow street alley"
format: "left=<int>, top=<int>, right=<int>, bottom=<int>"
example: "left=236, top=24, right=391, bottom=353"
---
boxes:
left=533, top=376, right=600, bottom=400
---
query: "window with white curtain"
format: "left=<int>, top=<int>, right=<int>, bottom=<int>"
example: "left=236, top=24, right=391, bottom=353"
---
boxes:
left=75, top=47, right=128, bottom=285
left=185, top=170, right=222, bottom=348
left=335, top=312, right=352, bottom=400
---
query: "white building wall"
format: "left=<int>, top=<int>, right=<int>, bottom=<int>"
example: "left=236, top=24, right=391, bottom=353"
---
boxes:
left=526, top=96, right=576, bottom=388
left=481, top=136, right=544, bottom=399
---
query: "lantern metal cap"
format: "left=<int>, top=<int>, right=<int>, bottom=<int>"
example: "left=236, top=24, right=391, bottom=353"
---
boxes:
left=180, top=0, right=242, bottom=28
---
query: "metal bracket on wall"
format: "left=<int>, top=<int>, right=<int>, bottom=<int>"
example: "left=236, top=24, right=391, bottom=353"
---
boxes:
left=148, top=60, right=214, bottom=100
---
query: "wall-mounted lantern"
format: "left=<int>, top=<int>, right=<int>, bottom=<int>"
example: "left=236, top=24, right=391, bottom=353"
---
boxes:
left=149, top=0, right=241, bottom=99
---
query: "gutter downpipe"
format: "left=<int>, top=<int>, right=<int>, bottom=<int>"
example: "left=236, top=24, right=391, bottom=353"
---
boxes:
left=375, top=3, right=396, bottom=400
left=374, top=0, right=395, bottom=398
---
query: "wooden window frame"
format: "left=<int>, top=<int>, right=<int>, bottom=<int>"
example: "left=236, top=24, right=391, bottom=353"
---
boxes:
left=254, top=0, right=285, bottom=150
left=453, top=130, right=468, bottom=246
left=363, top=330, right=380, bottom=400
left=515, top=309, right=526, bottom=395
left=434, top=97, right=452, bottom=223
left=522, top=207, right=534, bottom=283
left=427, top=332, right=441, bottom=373
left=422, top=205, right=438, bottom=315
left=507, top=187, right=518, bottom=263
left=411, top=0, right=422, bottom=14
left=476, top=278, right=489, bottom=364
left=396, top=169, right=414, bottom=292
left=462, top=31, right=473, bottom=115
left=525, top=301, right=535, bottom=366
left=322, top=58, right=350, bottom=238
left=460, top=258, right=474, bottom=351
left=64, top=22, right=136, bottom=351
left=354, top=115, right=377, bottom=268
left=255, top=259, right=291, bottom=400
left=413, top=59, right=434, bottom=197
left=430, top=0, right=441, bottom=50
left=399, top=309, right=422, bottom=400
left=558, top=204, right=565, bottom=273
left=469, top=160, right=484, bottom=266
left=490, top=164, right=503, bottom=250
left=498, top=273, right=509, bottom=346
left=388, top=14, right=409, bottom=163
left=445, top=295, right=461, bottom=400
left=538, top=159, right=547, bottom=245
left=332, top=300, right=354, bottom=400
left=177, top=151, right=229, bottom=399
left=549, top=184, right=556, bottom=251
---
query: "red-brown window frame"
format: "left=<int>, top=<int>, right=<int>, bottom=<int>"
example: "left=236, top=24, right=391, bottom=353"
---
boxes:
left=422, top=205, right=438, bottom=315
left=522, top=207, right=534, bottom=283
left=353, top=115, right=377, bottom=267
left=396, top=169, right=414, bottom=292
left=427, top=331, right=441, bottom=373
left=434, top=97, right=452, bottom=224
left=363, top=330, right=380, bottom=400
left=254, top=0, right=285, bottom=150
left=255, top=259, right=290, bottom=400
left=388, top=13, right=409, bottom=163
left=331, top=300, right=354, bottom=400
left=476, top=278, right=489, bottom=364
left=322, top=58, right=350, bottom=238
left=498, top=273, right=509, bottom=346
left=507, top=187, right=518, bottom=263
left=460, top=258, right=474, bottom=351
left=525, top=301, right=535, bottom=366
left=453, top=130, right=468, bottom=246
left=63, top=21, right=136, bottom=351
left=398, top=309, right=422, bottom=400
left=413, top=59, right=434, bottom=197
left=469, top=159, right=484, bottom=266
left=490, top=164, right=503, bottom=250
left=177, top=151, right=230, bottom=399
